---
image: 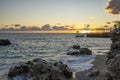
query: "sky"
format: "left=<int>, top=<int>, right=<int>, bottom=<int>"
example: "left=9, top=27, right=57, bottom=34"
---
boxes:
left=0, top=0, right=120, bottom=29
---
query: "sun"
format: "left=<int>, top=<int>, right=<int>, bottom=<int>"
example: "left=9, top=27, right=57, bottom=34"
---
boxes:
left=80, top=30, right=90, bottom=33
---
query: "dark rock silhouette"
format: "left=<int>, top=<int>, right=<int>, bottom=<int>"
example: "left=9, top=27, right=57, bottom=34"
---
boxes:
left=67, top=45, right=92, bottom=55
left=72, top=45, right=80, bottom=49
left=0, top=39, right=11, bottom=46
left=106, top=31, right=120, bottom=80
left=8, top=58, right=73, bottom=80
left=80, top=48, right=92, bottom=55
left=86, top=67, right=99, bottom=77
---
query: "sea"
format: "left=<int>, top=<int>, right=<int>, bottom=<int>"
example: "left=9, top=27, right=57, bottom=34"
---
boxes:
left=0, top=33, right=111, bottom=80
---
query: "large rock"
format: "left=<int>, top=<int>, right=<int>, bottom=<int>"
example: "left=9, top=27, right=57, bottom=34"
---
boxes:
left=8, top=58, right=73, bottom=80
left=67, top=48, right=92, bottom=55
left=86, top=67, right=99, bottom=77
left=111, top=41, right=120, bottom=50
left=106, top=55, right=120, bottom=79
left=106, top=31, right=120, bottom=80
left=111, top=36, right=120, bottom=43
left=72, top=45, right=80, bottom=49
left=79, top=48, right=92, bottom=55
left=111, top=32, right=120, bottom=43
left=0, top=39, right=11, bottom=46
left=67, top=51, right=80, bottom=55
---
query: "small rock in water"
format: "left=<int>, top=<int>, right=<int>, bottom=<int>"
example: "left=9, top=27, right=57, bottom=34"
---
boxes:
left=67, top=45, right=92, bottom=55
left=80, top=48, right=92, bottom=55
left=72, top=45, right=80, bottom=49
left=0, top=39, right=11, bottom=46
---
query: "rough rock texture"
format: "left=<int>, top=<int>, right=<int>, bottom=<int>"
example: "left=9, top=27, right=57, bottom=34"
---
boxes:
left=79, top=48, right=92, bottom=55
left=67, top=45, right=92, bottom=55
left=8, top=58, right=73, bottom=80
left=85, top=67, right=99, bottom=77
left=72, top=45, right=80, bottom=49
left=106, top=32, right=120, bottom=80
left=0, top=39, right=11, bottom=46
left=111, top=32, right=120, bottom=43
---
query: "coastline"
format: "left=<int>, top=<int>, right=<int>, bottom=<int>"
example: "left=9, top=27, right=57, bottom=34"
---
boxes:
left=74, top=55, right=107, bottom=80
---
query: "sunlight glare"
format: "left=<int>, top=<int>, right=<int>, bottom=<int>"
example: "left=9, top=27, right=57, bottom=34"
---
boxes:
left=80, top=30, right=90, bottom=33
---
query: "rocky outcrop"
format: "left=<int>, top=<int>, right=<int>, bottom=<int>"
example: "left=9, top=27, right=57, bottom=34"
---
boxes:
left=79, top=48, right=92, bottom=55
left=72, top=45, right=81, bottom=49
left=86, top=67, right=99, bottom=77
left=8, top=58, right=73, bottom=80
left=0, top=39, right=11, bottom=46
left=106, top=32, right=120, bottom=80
left=67, top=45, right=92, bottom=55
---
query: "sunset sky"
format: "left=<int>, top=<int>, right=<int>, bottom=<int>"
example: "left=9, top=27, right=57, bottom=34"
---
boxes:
left=0, top=0, right=120, bottom=30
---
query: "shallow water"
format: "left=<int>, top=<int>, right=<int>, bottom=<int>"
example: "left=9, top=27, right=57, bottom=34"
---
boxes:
left=0, top=33, right=111, bottom=79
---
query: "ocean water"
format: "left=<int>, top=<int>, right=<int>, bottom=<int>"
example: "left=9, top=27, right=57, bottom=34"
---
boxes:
left=0, top=33, right=111, bottom=79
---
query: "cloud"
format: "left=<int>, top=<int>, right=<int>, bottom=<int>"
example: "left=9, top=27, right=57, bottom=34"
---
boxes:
left=106, top=22, right=111, bottom=24
left=4, top=25, right=9, bottom=27
left=105, top=0, right=120, bottom=15
left=29, top=26, right=40, bottom=30
left=52, top=26, right=69, bottom=30
left=0, top=24, right=71, bottom=31
left=97, top=25, right=110, bottom=30
left=14, top=24, right=21, bottom=27
left=20, top=26, right=28, bottom=30
left=112, top=20, right=120, bottom=23
left=41, top=24, right=51, bottom=30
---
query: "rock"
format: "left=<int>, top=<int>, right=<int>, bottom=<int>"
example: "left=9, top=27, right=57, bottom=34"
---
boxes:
left=111, top=41, right=120, bottom=50
left=72, top=45, right=80, bottom=49
left=106, top=50, right=120, bottom=63
left=111, top=36, right=120, bottom=43
left=8, top=58, right=73, bottom=80
left=106, top=55, right=120, bottom=79
left=106, top=72, right=113, bottom=80
left=86, top=67, right=99, bottom=77
left=67, top=50, right=80, bottom=55
left=8, top=63, right=29, bottom=77
left=106, top=30, right=120, bottom=80
left=79, top=48, right=92, bottom=55
left=0, top=39, right=11, bottom=46
left=67, top=48, right=92, bottom=55
left=54, top=62, right=72, bottom=78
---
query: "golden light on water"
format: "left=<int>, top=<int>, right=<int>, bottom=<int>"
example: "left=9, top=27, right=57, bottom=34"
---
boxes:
left=80, top=30, right=91, bottom=33
left=79, top=29, right=110, bottom=33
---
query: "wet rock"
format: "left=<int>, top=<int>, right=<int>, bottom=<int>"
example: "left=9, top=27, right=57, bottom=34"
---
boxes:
left=86, top=67, right=99, bottom=77
left=111, top=36, right=120, bottom=43
left=106, top=55, right=120, bottom=79
left=67, top=50, right=80, bottom=55
left=111, top=41, right=120, bottom=50
left=8, top=63, right=29, bottom=77
left=79, top=48, right=92, bottom=55
left=106, top=30, right=120, bottom=80
left=106, top=50, right=120, bottom=63
left=0, top=39, right=11, bottom=46
left=8, top=58, right=73, bottom=80
left=67, top=48, right=92, bottom=55
left=72, top=45, right=80, bottom=49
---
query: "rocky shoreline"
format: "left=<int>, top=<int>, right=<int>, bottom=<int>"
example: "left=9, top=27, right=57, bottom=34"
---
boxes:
left=5, top=32, right=116, bottom=80
left=105, top=31, right=120, bottom=80
left=8, top=58, right=73, bottom=80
